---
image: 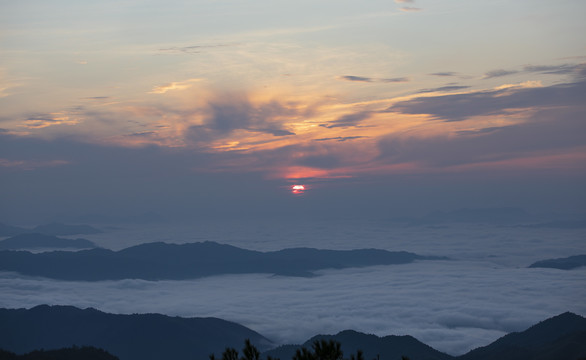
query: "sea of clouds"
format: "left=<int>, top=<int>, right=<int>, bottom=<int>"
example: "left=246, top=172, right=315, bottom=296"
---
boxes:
left=1, top=220, right=585, bottom=355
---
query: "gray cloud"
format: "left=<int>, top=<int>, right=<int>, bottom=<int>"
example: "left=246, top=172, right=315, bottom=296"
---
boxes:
left=482, top=69, right=519, bottom=79
left=340, top=76, right=373, bottom=82
left=339, top=76, right=409, bottom=83
left=523, top=63, right=582, bottom=75
left=158, top=43, right=239, bottom=55
left=187, top=96, right=295, bottom=144
left=83, top=96, right=110, bottom=100
left=314, top=136, right=366, bottom=142
left=416, top=85, right=470, bottom=94
left=123, top=131, right=156, bottom=137
left=295, top=154, right=342, bottom=169
left=455, top=126, right=512, bottom=135
left=320, top=111, right=373, bottom=128
left=387, top=78, right=586, bottom=121
left=483, top=63, right=585, bottom=79
left=378, top=105, right=586, bottom=167
left=380, top=77, right=410, bottom=83
left=430, top=72, right=458, bottom=77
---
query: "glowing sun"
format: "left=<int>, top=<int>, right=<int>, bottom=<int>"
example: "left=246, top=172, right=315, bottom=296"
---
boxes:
left=291, top=184, right=306, bottom=194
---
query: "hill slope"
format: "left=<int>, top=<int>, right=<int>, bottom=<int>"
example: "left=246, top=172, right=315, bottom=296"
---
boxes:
left=0, top=233, right=96, bottom=250
left=0, top=305, right=271, bottom=360
left=0, top=241, right=445, bottom=281
left=265, top=312, right=586, bottom=360
left=529, top=255, right=586, bottom=270
left=264, top=330, right=453, bottom=360
left=0, top=346, right=119, bottom=360
left=458, top=312, right=586, bottom=360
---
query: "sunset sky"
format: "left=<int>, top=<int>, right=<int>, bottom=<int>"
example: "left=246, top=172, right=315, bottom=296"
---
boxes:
left=1, top=0, right=585, bottom=223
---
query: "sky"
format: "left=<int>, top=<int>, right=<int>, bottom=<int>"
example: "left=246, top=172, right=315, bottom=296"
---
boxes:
left=1, top=0, right=586, bottom=223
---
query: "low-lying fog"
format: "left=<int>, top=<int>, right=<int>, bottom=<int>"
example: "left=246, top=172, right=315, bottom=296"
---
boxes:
left=1, top=220, right=585, bottom=355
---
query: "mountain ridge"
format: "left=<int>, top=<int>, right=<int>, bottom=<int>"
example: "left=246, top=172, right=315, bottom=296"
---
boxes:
left=0, top=233, right=96, bottom=250
left=0, top=241, right=446, bottom=281
left=0, top=305, right=271, bottom=360
left=2, top=306, right=584, bottom=360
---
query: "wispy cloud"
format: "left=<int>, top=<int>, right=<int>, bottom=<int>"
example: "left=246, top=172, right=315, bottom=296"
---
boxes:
left=399, top=7, right=422, bottom=12
left=0, top=71, right=20, bottom=98
left=339, top=75, right=409, bottom=83
left=314, top=136, right=367, bottom=142
left=379, top=82, right=586, bottom=168
left=340, top=75, right=372, bottom=82
left=483, top=63, right=585, bottom=79
left=416, top=85, right=470, bottom=94
left=395, top=0, right=422, bottom=11
left=387, top=78, right=586, bottom=122
left=158, top=43, right=240, bottom=55
left=149, top=79, right=202, bottom=94
left=523, top=63, right=582, bottom=75
left=482, top=69, right=519, bottom=79
left=320, top=111, right=374, bottom=129
left=123, top=131, right=157, bottom=138
left=0, top=158, right=69, bottom=170
left=22, top=113, right=81, bottom=129
left=83, top=96, right=111, bottom=100
left=430, top=72, right=459, bottom=77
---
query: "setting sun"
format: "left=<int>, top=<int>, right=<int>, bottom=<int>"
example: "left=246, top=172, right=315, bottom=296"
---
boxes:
left=291, top=184, right=306, bottom=194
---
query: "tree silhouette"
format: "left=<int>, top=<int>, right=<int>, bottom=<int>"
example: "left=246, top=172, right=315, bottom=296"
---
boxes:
left=292, top=347, right=314, bottom=360
left=210, top=339, right=373, bottom=360
left=349, top=350, right=364, bottom=360
left=222, top=347, right=239, bottom=360
left=312, top=339, right=343, bottom=360
left=242, top=339, right=261, bottom=360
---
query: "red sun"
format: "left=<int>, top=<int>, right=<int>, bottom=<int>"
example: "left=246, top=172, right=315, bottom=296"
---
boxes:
left=291, top=184, right=305, bottom=194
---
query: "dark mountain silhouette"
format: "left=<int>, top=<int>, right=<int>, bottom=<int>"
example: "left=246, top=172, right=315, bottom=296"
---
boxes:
left=0, top=233, right=96, bottom=250
left=264, top=330, right=452, bottom=360
left=0, top=241, right=445, bottom=281
left=265, top=312, right=586, bottom=360
left=458, top=312, right=586, bottom=360
left=529, top=255, right=586, bottom=270
left=1, top=307, right=584, bottom=360
left=0, top=346, right=119, bottom=360
left=0, top=305, right=271, bottom=360
left=31, top=222, right=103, bottom=236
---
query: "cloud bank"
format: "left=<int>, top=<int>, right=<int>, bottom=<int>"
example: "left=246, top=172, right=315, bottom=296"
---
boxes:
left=1, top=224, right=584, bottom=356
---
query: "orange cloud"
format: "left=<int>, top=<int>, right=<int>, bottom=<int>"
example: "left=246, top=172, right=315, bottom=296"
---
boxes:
left=21, top=112, right=81, bottom=129
left=149, top=79, right=202, bottom=94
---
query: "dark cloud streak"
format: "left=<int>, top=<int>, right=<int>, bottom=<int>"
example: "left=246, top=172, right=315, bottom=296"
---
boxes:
left=378, top=106, right=586, bottom=167
left=483, top=69, right=519, bottom=79
left=339, top=76, right=409, bottom=83
left=430, top=72, right=458, bottom=77
left=387, top=79, right=586, bottom=121
left=320, top=111, right=373, bottom=128
left=314, top=136, right=367, bottom=142
left=416, top=85, right=470, bottom=93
